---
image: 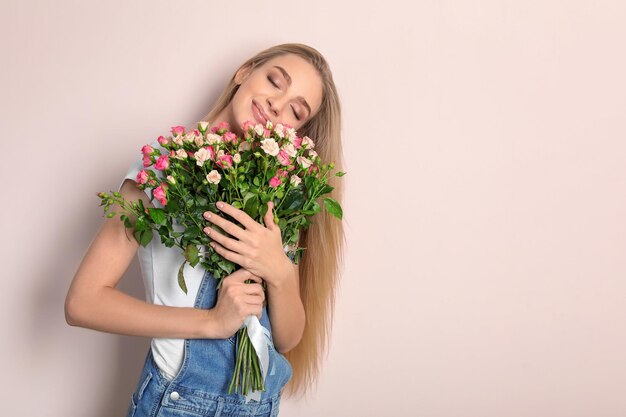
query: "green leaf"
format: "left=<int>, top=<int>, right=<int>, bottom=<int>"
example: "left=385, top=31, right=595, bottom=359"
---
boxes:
left=178, top=260, right=188, bottom=294
left=318, top=184, right=334, bottom=195
left=136, top=229, right=153, bottom=247
left=148, top=208, right=166, bottom=225
left=184, top=225, right=201, bottom=240
left=323, top=197, right=343, bottom=220
left=243, top=192, right=259, bottom=219
left=183, top=244, right=199, bottom=265
left=281, top=189, right=305, bottom=211
left=233, top=201, right=243, bottom=209
left=135, top=216, right=149, bottom=231
left=123, top=217, right=133, bottom=228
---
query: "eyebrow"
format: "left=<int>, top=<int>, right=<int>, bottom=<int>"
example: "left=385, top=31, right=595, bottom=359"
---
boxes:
left=273, top=65, right=312, bottom=117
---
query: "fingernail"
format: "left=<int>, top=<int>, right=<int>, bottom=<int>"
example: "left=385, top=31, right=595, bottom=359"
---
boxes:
left=204, top=212, right=211, bottom=219
left=217, top=202, right=224, bottom=209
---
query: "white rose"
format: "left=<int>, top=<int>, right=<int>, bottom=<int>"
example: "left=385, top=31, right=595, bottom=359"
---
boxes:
left=260, top=138, right=280, bottom=156
left=302, top=135, right=315, bottom=149
left=254, top=124, right=265, bottom=136
left=265, top=119, right=273, bottom=130
left=238, top=141, right=251, bottom=152
left=308, top=149, right=318, bottom=160
left=184, top=132, right=196, bottom=143
left=194, top=147, right=212, bottom=166
left=198, top=121, right=209, bottom=131
left=297, top=155, right=312, bottom=169
left=282, top=142, right=297, bottom=158
left=175, top=149, right=188, bottom=159
left=290, top=174, right=302, bottom=186
left=233, top=153, right=241, bottom=164
left=206, top=133, right=222, bottom=145
left=173, top=135, right=184, bottom=146
left=274, top=123, right=285, bottom=138
left=286, top=127, right=297, bottom=141
left=167, top=175, right=176, bottom=184
left=206, top=170, right=221, bottom=184
left=194, top=135, right=205, bottom=147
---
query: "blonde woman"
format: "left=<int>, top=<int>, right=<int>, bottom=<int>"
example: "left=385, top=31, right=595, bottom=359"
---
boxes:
left=65, top=43, right=345, bottom=417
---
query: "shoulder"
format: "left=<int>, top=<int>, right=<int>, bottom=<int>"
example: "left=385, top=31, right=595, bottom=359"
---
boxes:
left=118, top=179, right=155, bottom=220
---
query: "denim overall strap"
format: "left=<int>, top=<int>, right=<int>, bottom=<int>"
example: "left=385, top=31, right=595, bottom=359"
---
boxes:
left=128, top=267, right=293, bottom=417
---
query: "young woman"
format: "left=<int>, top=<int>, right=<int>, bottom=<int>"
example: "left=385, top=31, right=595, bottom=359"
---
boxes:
left=65, top=42, right=345, bottom=417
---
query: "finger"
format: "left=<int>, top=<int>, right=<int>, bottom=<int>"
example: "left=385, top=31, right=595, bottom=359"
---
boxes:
left=245, top=293, right=265, bottom=305
left=203, top=210, right=249, bottom=243
left=241, top=283, right=264, bottom=296
left=264, top=201, right=276, bottom=231
left=217, top=201, right=263, bottom=234
left=208, top=241, right=247, bottom=268
left=203, top=225, right=246, bottom=254
left=227, top=268, right=262, bottom=283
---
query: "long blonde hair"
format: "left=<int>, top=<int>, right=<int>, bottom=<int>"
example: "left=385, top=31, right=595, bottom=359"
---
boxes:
left=201, top=43, right=345, bottom=400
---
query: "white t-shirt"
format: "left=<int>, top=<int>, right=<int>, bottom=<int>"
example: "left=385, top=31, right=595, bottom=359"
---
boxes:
left=117, top=141, right=290, bottom=380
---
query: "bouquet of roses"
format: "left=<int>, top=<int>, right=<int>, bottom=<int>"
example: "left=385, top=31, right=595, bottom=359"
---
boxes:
left=97, top=120, right=344, bottom=402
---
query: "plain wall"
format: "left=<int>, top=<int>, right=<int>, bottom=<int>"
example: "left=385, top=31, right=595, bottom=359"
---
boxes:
left=1, top=0, right=625, bottom=416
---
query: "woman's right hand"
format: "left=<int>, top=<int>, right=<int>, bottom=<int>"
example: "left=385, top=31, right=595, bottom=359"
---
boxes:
left=206, top=268, right=266, bottom=339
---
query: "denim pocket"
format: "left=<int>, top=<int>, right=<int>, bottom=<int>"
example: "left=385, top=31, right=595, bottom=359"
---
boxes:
left=137, top=371, right=153, bottom=401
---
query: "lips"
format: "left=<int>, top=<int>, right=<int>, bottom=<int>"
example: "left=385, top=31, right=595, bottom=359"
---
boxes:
left=252, top=100, right=269, bottom=124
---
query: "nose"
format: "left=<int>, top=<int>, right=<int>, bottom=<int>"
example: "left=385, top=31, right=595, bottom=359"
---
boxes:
left=267, top=97, right=283, bottom=118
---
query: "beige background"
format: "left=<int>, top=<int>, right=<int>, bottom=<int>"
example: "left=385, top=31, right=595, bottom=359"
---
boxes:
left=1, top=0, right=625, bottom=416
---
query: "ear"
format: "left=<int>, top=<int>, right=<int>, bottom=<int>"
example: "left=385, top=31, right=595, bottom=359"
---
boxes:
left=234, top=63, right=254, bottom=85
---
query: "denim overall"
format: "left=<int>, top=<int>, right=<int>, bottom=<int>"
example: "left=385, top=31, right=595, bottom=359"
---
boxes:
left=126, top=267, right=294, bottom=417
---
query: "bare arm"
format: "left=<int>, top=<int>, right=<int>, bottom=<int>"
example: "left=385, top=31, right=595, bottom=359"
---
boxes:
left=64, top=179, right=217, bottom=339
left=266, top=259, right=306, bottom=354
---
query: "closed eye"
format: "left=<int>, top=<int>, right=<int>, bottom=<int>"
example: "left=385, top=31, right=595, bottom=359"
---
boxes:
left=267, top=76, right=301, bottom=121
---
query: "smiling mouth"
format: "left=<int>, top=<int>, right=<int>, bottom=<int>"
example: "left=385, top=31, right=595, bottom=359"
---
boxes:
left=252, top=100, right=268, bottom=124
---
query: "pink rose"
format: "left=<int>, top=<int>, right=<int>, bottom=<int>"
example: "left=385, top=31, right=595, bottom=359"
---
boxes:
left=222, top=132, right=237, bottom=143
left=206, top=146, right=216, bottom=161
left=216, top=153, right=233, bottom=169
left=269, top=176, right=282, bottom=188
left=135, top=170, right=149, bottom=184
left=242, top=120, right=254, bottom=133
left=142, top=155, right=152, bottom=167
left=277, top=149, right=291, bottom=166
left=210, top=121, right=230, bottom=133
left=141, top=145, right=154, bottom=156
left=293, top=137, right=302, bottom=149
left=171, top=125, right=185, bottom=136
left=154, top=184, right=166, bottom=201
left=157, top=135, right=168, bottom=146
left=155, top=155, right=169, bottom=170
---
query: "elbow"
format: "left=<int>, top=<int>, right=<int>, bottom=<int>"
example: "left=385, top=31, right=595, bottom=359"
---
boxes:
left=277, top=315, right=305, bottom=354
left=64, top=296, right=81, bottom=326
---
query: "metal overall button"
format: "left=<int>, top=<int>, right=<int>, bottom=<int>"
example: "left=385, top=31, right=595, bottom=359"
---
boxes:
left=169, top=391, right=180, bottom=400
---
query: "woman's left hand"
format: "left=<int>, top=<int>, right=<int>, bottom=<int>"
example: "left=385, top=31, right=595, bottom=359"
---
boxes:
left=203, top=200, right=294, bottom=289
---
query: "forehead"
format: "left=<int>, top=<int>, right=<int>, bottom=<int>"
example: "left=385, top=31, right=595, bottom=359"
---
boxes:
left=260, top=55, right=324, bottom=114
